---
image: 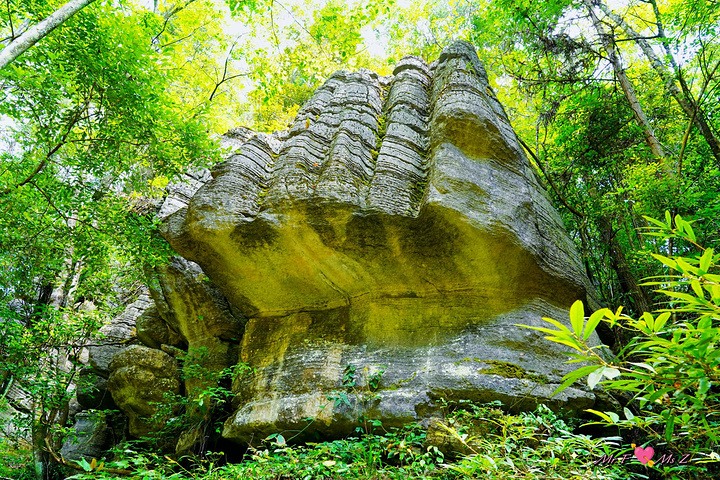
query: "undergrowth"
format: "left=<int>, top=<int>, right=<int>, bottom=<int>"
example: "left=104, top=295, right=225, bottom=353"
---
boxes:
left=54, top=402, right=666, bottom=480
left=4, top=400, right=717, bottom=479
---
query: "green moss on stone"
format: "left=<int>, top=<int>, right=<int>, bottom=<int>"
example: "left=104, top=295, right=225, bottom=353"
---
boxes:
left=481, top=360, right=547, bottom=384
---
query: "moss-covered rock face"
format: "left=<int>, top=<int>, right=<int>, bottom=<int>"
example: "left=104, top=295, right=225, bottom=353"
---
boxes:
left=157, top=41, right=600, bottom=445
left=107, top=345, right=181, bottom=437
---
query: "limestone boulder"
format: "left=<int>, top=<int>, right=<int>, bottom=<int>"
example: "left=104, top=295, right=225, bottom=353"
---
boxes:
left=60, top=411, right=114, bottom=462
left=87, top=294, right=148, bottom=376
left=159, top=41, right=600, bottom=445
left=146, top=256, right=245, bottom=452
left=76, top=368, right=115, bottom=410
left=149, top=256, right=245, bottom=347
left=136, top=304, right=182, bottom=350
left=107, top=345, right=181, bottom=437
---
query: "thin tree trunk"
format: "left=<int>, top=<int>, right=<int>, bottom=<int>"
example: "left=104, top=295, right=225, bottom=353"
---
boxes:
left=597, top=0, right=720, bottom=165
left=583, top=171, right=651, bottom=315
left=647, top=0, right=700, bottom=109
left=0, top=0, right=96, bottom=70
left=584, top=0, right=666, bottom=161
left=596, top=214, right=651, bottom=314
left=31, top=406, right=49, bottom=480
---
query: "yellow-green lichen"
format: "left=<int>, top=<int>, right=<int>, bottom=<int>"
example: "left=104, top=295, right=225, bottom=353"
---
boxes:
left=480, top=360, right=547, bottom=384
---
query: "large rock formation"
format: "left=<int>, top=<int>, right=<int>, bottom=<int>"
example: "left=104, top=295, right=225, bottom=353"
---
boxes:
left=148, top=41, right=601, bottom=445
left=67, top=42, right=600, bottom=454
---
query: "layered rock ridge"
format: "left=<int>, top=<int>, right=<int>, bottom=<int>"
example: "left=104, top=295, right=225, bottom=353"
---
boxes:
left=153, top=41, right=598, bottom=444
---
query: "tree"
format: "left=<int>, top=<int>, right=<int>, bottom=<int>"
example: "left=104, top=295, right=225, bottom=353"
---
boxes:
left=0, top=0, right=97, bottom=70
left=0, top=1, right=251, bottom=477
left=583, top=0, right=666, bottom=162
left=595, top=0, right=720, bottom=167
left=462, top=0, right=720, bottom=313
left=237, top=0, right=390, bottom=131
left=528, top=214, right=720, bottom=465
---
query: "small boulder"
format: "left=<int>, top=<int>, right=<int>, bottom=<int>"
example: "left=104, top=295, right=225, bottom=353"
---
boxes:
left=60, top=411, right=113, bottom=463
left=107, top=345, right=181, bottom=438
left=76, top=368, right=116, bottom=410
left=88, top=294, right=149, bottom=376
left=136, top=304, right=182, bottom=350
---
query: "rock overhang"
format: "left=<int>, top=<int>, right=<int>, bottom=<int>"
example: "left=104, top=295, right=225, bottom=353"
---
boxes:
left=147, top=40, right=602, bottom=445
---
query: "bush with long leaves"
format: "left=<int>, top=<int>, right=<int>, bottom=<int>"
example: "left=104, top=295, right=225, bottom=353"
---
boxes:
left=523, top=213, right=720, bottom=469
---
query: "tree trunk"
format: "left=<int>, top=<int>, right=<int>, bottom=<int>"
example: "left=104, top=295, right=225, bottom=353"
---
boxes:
left=0, top=0, right=97, bottom=70
left=584, top=0, right=666, bottom=162
left=596, top=215, right=651, bottom=315
left=31, top=406, right=50, bottom=480
left=597, top=0, right=720, bottom=166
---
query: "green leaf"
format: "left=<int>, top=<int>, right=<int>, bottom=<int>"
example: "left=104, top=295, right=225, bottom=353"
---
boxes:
left=78, top=458, right=92, bottom=472
left=552, top=365, right=601, bottom=396
left=699, top=248, right=713, bottom=273
left=683, top=220, right=697, bottom=242
left=517, top=324, right=564, bottom=336
left=699, top=378, right=711, bottom=395
left=665, top=414, right=675, bottom=442
left=658, top=290, right=700, bottom=303
left=712, top=285, right=720, bottom=302
left=653, top=312, right=671, bottom=333
left=644, top=215, right=668, bottom=228
left=583, top=308, right=609, bottom=340
left=676, top=257, right=699, bottom=275
left=546, top=336, right=583, bottom=351
left=641, top=312, right=655, bottom=332
left=569, top=300, right=584, bottom=337
left=691, top=279, right=704, bottom=298
left=646, top=387, right=674, bottom=404
left=585, top=409, right=612, bottom=423
left=623, top=407, right=634, bottom=421
left=540, top=317, right=573, bottom=336
left=650, top=253, right=677, bottom=270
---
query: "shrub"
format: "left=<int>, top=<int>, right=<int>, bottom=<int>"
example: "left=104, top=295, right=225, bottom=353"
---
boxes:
left=524, top=213, right=720, bottom=475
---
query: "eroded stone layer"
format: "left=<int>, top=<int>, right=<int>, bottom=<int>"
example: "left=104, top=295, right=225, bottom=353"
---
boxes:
left=159, top=41, right=599, bottom=444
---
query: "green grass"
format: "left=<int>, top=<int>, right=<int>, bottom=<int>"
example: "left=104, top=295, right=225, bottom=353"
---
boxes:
left=0, top=438, right=34, bottom=480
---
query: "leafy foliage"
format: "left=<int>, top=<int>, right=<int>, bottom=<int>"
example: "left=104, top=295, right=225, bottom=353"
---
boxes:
left=0, top=1, right=248, bottom=476
left=63, top=402, right=650, bottom=480
left=439, top=402, right=634, bottom=479
left=237, top=0, right=391, bottom=131
left=525, top=214, right=720, bottom=474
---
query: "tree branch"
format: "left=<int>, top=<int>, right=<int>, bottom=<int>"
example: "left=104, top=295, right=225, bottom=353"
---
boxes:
left=0, top=90, right=92, bottom=196
left=0, top=0, right=97, bottom=70
left=597, top=0, right=720, bottom=165
left=518, top=136, right=585, bottom=218
left=6, top=0, right=14, bottom=39
left=151, top=0, right=200, bottom=45
left=45, top=436, right=133, bottom=476
left=679, top=59, right=720, bottom=176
